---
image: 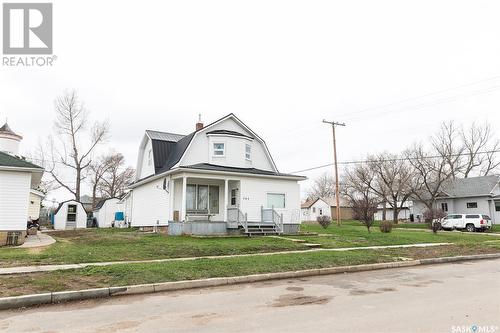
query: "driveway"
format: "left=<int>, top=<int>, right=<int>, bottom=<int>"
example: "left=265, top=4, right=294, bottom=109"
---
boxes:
left=1, top=259, right=499, bottom=333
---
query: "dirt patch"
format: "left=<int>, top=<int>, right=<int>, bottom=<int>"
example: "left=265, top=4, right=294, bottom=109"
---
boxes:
left=286, top=286, right=304, bottom=292
left=94, top=320, right=141, bottom=333
left=349, top=289, right=380, bottom=296
left=190, top=312, right=221, bottom=325
left=270, top=293, right=332, bottom=307
left=376, top=287, right=396, bottom=292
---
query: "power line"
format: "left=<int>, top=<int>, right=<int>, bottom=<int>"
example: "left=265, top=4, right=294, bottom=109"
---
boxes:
left=289, top=149, right=500, bottom=174
left=336, top=75, right=500, bottom=119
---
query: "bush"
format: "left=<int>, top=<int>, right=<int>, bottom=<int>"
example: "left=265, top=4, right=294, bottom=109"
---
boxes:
left=317, top=215, right=332, bottom=229
left=379, top=221, right=393, bottom=233
left=423, top=208, right=447, bottom=224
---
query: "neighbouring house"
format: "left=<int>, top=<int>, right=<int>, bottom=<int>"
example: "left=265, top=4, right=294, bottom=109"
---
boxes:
left=374, top=201, right=412, bottom=221
left=53, top=200, right=87, bottom=230
left=80, top=194, right=102, bottom=213
left=28, top=189, right=46, bottom=221
left=410, top=175, right=500, bottom=224
left=93, top=197, right=121, bottom=228
left=127, top=113, right=306, bottom=235
left=300, top=197, right=353, bottom=222
left=0, top=123, right=44, bottom=246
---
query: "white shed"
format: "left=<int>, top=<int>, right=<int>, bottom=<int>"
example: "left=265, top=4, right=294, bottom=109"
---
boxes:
left=94, top=198, right=121, bottom=228
left=53, top=200, right=87, bottom=230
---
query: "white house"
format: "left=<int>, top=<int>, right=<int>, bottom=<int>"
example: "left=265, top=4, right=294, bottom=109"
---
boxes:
left=94, top=197, right=121, bottom=228
left=301, top=197, right=353, bottom=222
left=128, top=114, right=306, bottom=235
left=0, top=123, right=44, bottom=246
left=374, top=201, right=412, bottom=221
left=53, top=200, right=87, bottom=230
left=410, top=175, right=500, bottom=224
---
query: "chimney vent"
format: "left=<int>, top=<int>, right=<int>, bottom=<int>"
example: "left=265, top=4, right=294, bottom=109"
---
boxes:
left=196, top=114, right=204, bottom=131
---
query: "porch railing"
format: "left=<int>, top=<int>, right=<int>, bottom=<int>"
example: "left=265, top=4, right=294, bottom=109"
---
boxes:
left=227, top=207, right=248, bottom=232
left=261, top=206, right=284, bottom=234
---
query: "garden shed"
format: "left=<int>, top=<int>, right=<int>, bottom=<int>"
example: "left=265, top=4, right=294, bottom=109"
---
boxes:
left=53, top=200, right=87, bottom=230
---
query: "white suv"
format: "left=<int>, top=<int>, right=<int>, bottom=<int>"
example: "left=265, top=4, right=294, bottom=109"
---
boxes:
left=441, top=214, right=492, bottom=232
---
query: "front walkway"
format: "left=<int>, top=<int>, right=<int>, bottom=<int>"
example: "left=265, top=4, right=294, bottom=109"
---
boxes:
left=0, top=242, right=451, bottom=275
left=17, top=233, right=56, bottom=249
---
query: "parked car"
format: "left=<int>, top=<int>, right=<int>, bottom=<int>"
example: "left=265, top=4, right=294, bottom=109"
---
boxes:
left=441, top=214, right=492, bottom=232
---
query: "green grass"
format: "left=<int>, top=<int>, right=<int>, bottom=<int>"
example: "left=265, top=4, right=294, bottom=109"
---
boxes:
left=0, top=229, right=307, bottom=267
left=299, top=223, right=495, bottom=248
left=1, top=243, right=499, bottom=297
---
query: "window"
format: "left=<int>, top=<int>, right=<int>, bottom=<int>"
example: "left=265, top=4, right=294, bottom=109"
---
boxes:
left=312, top=207, right=316, bottom=213
left=496, top=202, right=500, bottom=212
left=197, top=185, right=208, bottom=211
left=186, top=184, right=219, bottom=214
left=245, top=144, right=251, bottom=160
left=441, top=203, right=448, bottom=212
left=186, top=185, right=197, bottom=210
left=267, top=193, right=285, bottom=209
left=466, top=202, right=478, bottom=209
left=465, top=214, right=480, bottom=219
left=67, top=204, right=77, bottom=222
left=213, top=143, right=225, bottom=156
left=209, top=186, right=220, bottom=214
left=231, top=189, right=237, bottom=206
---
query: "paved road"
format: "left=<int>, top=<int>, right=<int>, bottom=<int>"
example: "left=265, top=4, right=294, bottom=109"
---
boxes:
left=1, top=259, right=499, bottom=333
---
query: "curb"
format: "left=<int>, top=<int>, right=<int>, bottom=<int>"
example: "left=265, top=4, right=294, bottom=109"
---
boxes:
left=1, top=253, right=499, bottom=310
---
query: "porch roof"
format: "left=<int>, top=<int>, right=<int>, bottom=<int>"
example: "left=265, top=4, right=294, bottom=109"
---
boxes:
left=182, top=163, right=302, bottom=178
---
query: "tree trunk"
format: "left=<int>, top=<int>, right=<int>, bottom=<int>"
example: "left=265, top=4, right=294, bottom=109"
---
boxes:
left=75, top=168, right=81, bottom=201
left=392, top=199, right=398, bottom=223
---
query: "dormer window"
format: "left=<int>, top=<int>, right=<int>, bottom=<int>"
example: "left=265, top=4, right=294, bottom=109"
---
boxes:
left=213, top=143, right=225, bottom=156
left=245, top=144, right=251, bottom=160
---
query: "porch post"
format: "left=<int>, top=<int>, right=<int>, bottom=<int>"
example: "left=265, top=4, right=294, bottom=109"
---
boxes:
left=168, top=177, right=174, bottom=221
left=181, top=176, right=187, bottom=222
left=223, top=179, right=229, bottom=222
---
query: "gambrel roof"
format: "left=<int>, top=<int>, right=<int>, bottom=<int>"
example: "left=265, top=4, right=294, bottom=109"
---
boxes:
left=134, top=114, right=300, bottom=186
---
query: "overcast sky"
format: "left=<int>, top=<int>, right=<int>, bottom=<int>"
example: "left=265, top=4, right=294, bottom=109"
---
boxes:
left=1, top=0, right=500, bottom=202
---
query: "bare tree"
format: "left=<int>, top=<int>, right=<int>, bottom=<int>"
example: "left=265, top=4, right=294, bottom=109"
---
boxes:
left=97, top=153, right=135, bottom=198
left=307, top=172, right=335, bottom=200
left=406, top=143, right=452, bottom=214
left=38, top=90, right=109, bottom=201
left=89, top=155, right=112, bottom=209
left=342, top=166, right=379, bottom=232
left=461, top=122, right=500, bottom=177
left=368, top=153, right=415, bottom=223
left=431, top=121, right=464, bottom=178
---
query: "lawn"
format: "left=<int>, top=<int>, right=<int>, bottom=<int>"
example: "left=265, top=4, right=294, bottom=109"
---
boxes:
left=0, top=229, right=308, bottom=267
left=298, top=223, right=496, bottom=248
left=1, top=243, right=499, bottom=297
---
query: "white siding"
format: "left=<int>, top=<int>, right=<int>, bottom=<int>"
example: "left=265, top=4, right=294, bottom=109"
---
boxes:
left=180, top=118, right=275, bottom=171
left=95, top=198, right=120, bottom=228
left=28, top=192, right=42, bottom=220
left=53, top=201, right=87, bottom=230
left=301, top=199, right=331, bottom=222
left=131, top=178, right=169, bottom=226
left=137, top=138, right=155, bottom=180
left=374, top=208, right=411, bottom=221
left=239, top=176, right=301, bottom=223
left=0, top=170, right=31, bottom=231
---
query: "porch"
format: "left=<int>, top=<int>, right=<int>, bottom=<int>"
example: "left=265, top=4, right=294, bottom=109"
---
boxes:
left=168, top=173, right=299, bottom=235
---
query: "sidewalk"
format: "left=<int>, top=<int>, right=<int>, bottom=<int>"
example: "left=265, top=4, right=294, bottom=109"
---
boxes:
left=18, top=233, right=56, bottom=249
left=0, top=242, right=452, bottom=275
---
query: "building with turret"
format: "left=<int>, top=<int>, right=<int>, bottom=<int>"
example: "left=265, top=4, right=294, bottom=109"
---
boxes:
left=0, top=122, right=44, bottom=246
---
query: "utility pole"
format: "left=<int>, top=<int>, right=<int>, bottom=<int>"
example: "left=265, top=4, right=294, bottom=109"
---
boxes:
left=323, top=120, right=346, bottom=226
